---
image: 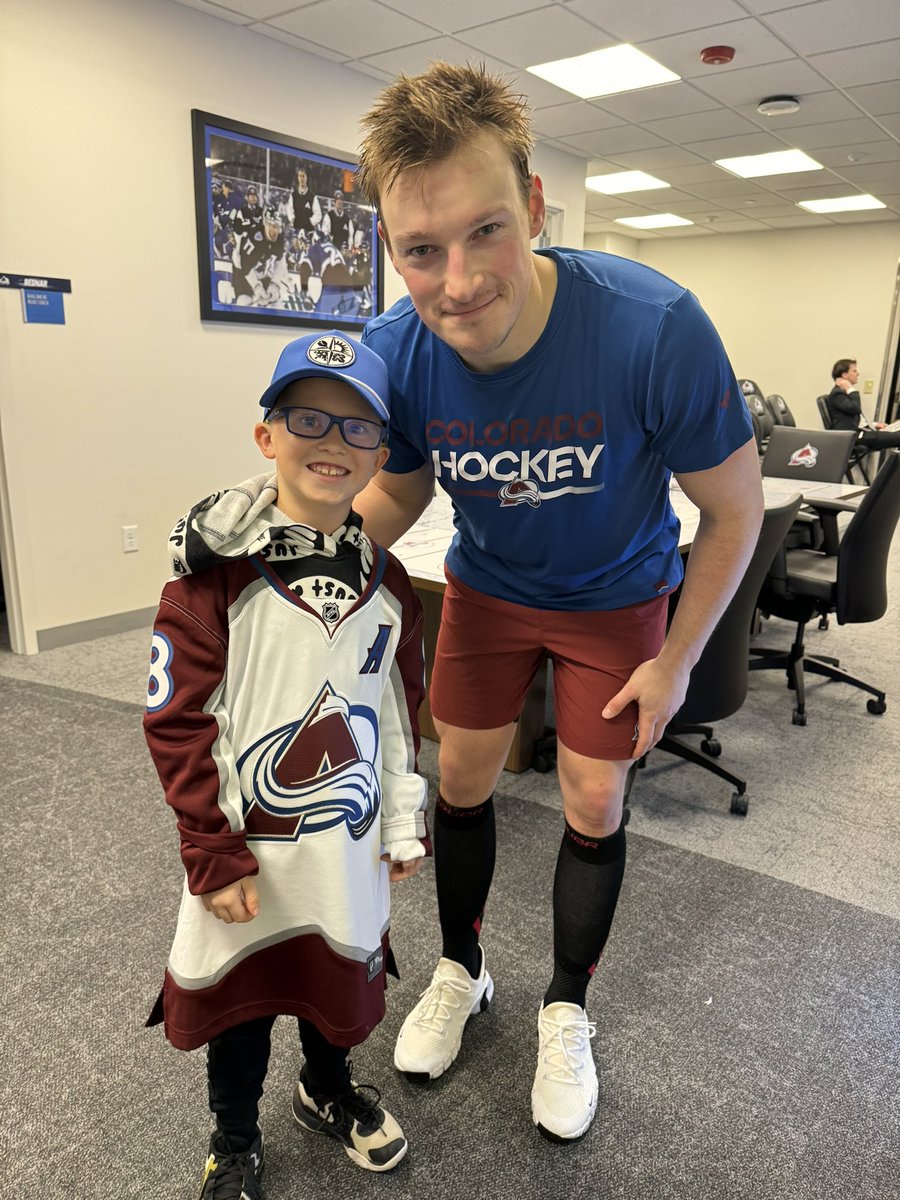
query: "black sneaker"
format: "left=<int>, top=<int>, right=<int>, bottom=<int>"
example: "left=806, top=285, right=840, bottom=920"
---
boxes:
left=198, top=1130, right=264, bottom=1199
left=292, top=1070, right=407, bottom=1172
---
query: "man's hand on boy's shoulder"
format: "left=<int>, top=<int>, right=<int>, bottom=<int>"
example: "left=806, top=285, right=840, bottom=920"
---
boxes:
left=201, top=876, right=260, bottom=923
left=381, top=855, right=422, bottom=883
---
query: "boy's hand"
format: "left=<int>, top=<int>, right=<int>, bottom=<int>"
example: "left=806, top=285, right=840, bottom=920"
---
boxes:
left=201, top=876, right=260, bottom=923
left=380, top=854, right=422, bottom=883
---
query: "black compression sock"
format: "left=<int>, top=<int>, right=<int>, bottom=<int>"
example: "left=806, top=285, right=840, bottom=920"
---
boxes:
left=434, top=793, right=496, bottom=978
left=543, top=820, right=626, bottom=1009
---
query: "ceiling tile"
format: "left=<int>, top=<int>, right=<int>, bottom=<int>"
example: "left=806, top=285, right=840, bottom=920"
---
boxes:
left=759, top=213, right=832, bottom=227
left=763, top=0, right=900, bottom=57
left=268, top=0, right=438, bottom=58
left=453, top=7, right=613, bottom=68
left=827, top=208, right=900, bottom=223
left=251, top=22, right=350, bottom=60
left=216, top=0, right=320, bottom=18
left=700, top=215, right=771, bottom=230
left=689, top=59, right=831, bottom=106
left=788, top=117, right=896, bottom=150
left=815, top=141, right=900, bottom=169
left=359, top=35, right=511, bottom=80
left=681, top=130, right=788, bottom=158
left=838, top=161, right=900, bottom=184
left=374, top=0, right=545, bottom=33
left=170, top=0, right=251, bottom=23
left=559, top=126, right=668, bottom=157
left=643, top=108, right=760, bottom=144
left=775, top=180, right=877, bottom=200
left=809, top=39, right=900, bottom=87
left=600, top=146, right=709, bottom=171
left=593, top=82, right=720, bottom=123
left=737, top=0, right=834, bottom=12
left=876, top=112, right=900, bottom=138
left=532, top=101, right=625, bottom=139
left=845, top=81, right=900, bottom=116
left=737, top=90, right=864, bottom=129
left=565, top=0, right=746, bottom=43
left=655, top=163, right=734, bottom=185
left=687, top=176, right=782, bottom=198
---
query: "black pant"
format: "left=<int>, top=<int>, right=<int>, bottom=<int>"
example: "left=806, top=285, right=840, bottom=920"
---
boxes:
left=859, top=429, right=900, bottom=450
left=207, top=1015, right=350, bottom=1149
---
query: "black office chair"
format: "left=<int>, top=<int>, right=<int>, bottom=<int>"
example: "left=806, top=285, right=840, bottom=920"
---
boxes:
left=739, top=380, right=775, bottom=452
left=748, top=409, right=765, bottom=455
left=624, top=495, right=803, bottom=817
left=760, top=426, right=858, bottom=555
left=816, top=393, right=871, bottom=485
left=765, top=393, right=796, bottom=427
left=750, top=450, right=900, bottom=725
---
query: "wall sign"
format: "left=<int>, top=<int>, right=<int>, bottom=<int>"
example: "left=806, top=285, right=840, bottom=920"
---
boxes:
left=0, top=273, right=72, bottom=293
left=22, top=289, right=66, bottom=324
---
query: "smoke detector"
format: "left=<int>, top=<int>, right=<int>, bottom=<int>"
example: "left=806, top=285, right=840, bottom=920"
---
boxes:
left=756, top=95, right=801, bottom=116
left=700, top=45, right=735, bottom=65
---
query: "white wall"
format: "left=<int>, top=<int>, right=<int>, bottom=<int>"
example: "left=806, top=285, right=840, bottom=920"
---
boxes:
left=636, top=223, right=900, bottom=428
left=0, top=0, right=587, bottom=651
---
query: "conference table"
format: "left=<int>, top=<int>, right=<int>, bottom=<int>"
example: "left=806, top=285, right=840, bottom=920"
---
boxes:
left=392, top=477, right=867, bottom=772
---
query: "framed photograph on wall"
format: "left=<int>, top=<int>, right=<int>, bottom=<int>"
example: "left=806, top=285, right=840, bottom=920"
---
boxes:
left=191, top=110, right=383, bottom=332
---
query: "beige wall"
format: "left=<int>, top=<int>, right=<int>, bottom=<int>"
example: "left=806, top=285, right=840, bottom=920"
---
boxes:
left=593, top=224, right=900, bottom=429
left=0, top=0, right=587, bottom=651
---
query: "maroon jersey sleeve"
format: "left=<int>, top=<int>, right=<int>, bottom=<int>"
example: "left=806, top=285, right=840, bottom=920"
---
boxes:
left=143, top=568, right=259, bottom=895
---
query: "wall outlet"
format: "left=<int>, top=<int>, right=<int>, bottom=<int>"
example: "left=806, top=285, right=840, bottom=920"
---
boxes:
left=121, top=525, right=139, bottom=553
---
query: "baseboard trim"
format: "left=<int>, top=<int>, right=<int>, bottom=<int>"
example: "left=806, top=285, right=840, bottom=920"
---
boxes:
left=37, top=606, right=157, bottom=651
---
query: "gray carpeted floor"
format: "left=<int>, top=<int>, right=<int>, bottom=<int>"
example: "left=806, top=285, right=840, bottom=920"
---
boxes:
left=3, top=662, right=898, bottom=1199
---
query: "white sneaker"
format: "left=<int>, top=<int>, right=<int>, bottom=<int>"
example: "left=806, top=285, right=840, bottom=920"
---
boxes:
left=531, top=1002, right=598, bottom=1142
left=393, top=947, right=494, bottom=1079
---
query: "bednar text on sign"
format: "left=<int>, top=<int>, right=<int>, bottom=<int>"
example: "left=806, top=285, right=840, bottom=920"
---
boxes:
left=0, top=273, right=72, bottom=293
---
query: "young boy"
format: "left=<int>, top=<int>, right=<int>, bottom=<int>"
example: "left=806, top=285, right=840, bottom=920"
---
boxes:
left=144, top=330, right=430, bottom=1197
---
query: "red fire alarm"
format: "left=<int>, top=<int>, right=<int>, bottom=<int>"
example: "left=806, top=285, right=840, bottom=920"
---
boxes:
left=700, top=45, right=735, bottom=65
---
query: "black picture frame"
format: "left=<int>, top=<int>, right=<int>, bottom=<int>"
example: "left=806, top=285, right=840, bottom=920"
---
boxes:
left=191, top=110, right=383, bottom=332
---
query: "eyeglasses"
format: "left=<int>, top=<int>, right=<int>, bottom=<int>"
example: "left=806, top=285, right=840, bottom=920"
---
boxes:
left=265, top=406, right=386, bottom=449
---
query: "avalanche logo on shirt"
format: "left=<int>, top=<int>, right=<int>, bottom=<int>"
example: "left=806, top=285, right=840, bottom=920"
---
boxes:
left=237, top=684, right=380, bottom=842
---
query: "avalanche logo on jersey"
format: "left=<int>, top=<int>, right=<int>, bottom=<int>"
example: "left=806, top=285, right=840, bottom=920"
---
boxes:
left=787, top=443, right=819, bottom=469
left=499, top=478, right=541, bottom=508
left=237, top=684, right=380, bottom=842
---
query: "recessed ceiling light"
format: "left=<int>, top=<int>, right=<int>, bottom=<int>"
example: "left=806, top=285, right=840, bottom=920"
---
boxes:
left=716, top=149, right=823, bottom=178
left=798, top=194, right=886, bottom=214
left=615, top=214, right=694, bottom=229
left=585, top=170, right=670, bottom=194
left=527, top=44, right=680, bottom=99
left=756, top=95, right=800, bottom=117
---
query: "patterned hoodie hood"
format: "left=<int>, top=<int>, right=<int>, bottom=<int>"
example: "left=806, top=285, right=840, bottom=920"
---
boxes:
left=167, top=471, right=369, bottom=579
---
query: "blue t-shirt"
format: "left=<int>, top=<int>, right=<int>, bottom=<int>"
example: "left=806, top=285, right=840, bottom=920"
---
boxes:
left=363, top=248, right=751, bottom=611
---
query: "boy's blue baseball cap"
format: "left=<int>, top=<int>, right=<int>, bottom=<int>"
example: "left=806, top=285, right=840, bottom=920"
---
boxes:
left=259, top=331, right=390, bottom=423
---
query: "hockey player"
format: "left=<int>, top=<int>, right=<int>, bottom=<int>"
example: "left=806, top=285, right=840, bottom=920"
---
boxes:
left=144, top=331, right=429, bottom=1197
left=232, top=205, right=291, bottom=308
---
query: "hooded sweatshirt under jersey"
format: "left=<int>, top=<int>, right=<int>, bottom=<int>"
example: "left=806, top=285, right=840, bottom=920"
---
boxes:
left=143, top=472, right=429, bottom=1051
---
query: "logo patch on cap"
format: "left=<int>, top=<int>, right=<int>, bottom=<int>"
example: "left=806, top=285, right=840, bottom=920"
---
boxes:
left=307, top=334, right=356, bottom=369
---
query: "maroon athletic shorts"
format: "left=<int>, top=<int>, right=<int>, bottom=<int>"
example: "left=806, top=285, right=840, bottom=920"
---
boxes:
left=430, top=569, right=670, bottom=761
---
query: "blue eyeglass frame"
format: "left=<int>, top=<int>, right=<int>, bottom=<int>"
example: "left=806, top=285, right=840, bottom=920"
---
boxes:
left=265, top=405, right=387, bottom=449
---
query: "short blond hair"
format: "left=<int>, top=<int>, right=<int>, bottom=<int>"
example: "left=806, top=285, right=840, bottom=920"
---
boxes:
left=356, top=61, right=534, bottom=210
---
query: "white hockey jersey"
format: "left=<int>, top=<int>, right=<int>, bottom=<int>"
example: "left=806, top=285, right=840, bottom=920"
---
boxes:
left=144, top=474, right=429, bottom=1050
